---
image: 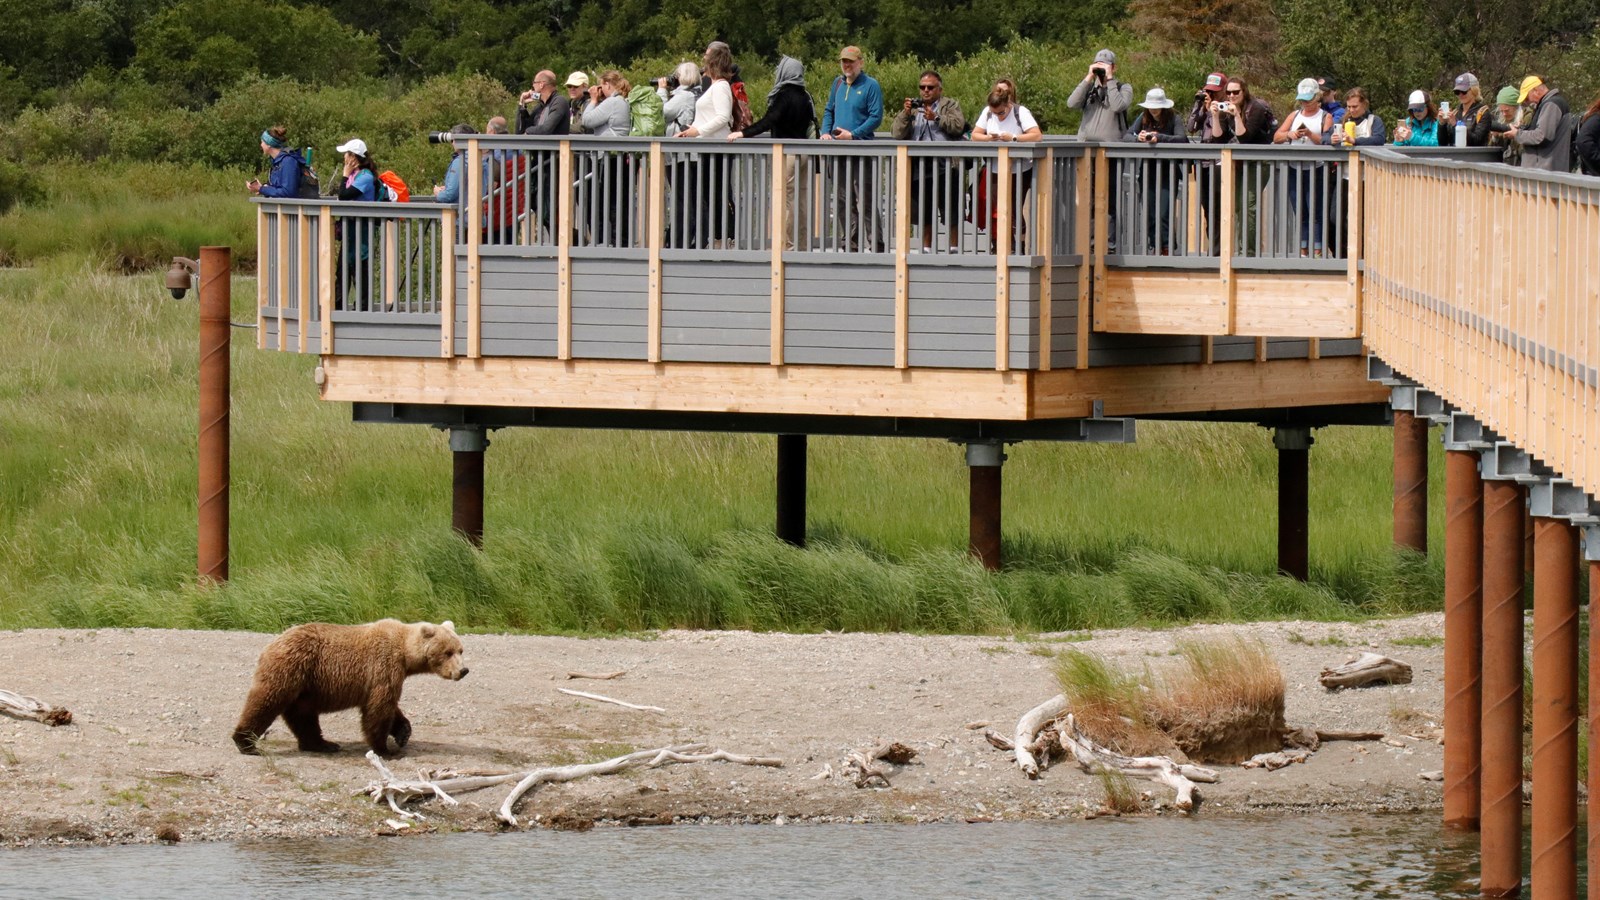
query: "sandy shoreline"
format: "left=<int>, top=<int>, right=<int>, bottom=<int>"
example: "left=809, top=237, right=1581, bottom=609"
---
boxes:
left=0, top=615, right=1449, bottom=846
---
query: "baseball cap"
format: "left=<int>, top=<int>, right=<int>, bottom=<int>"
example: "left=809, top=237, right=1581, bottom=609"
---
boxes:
left=1496, top=85, right=1520, bottom=106
left=335, top=138, right=368, bottom=156
left=1518, top=75, right=1543, bottom=104
left=565, top=71, right=589, bottom=87
left=1203, top=72, right=1226, bottom=92
left=1296, top=78, right=1319, bottom=101
left=1317, top=75, right=1336, bottom=92
left=1094, top=48, right=1117, bottom=66
left=1407, top=89, right=1426, bottom=113
left=1453, top=73, right=1479, bottom=92
left=839, top=45, right=863, bottom=62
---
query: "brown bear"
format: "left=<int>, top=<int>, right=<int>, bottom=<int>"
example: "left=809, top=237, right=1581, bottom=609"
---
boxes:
left=232, top=619, right=468, bottom=757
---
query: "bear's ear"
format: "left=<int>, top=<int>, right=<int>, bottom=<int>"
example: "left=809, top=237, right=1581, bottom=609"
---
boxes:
left=420, top=624, right=436, bottom=639
left=440, top=620, right=455, bottom=633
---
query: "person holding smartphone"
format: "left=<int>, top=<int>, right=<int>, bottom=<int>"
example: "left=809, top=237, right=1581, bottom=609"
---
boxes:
left=1273, top=79, right=1334, bottom=257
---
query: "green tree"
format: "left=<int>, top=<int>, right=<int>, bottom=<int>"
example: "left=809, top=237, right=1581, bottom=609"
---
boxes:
left=131, top=0, right=382, bottom=102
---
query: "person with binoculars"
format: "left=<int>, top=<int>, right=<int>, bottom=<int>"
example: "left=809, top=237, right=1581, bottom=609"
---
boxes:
left=1067, top=49, right=1133, bottom=142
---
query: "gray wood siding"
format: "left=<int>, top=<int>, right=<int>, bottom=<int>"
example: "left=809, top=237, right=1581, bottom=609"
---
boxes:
left=907, top=266, right=993, bottom=369
left=1049, top=267, right=1079, bottom=370
left=461, top=256, right=558, bottom=357
left=784, top=262, right=893, bottom=367
left=662, top=261, right=770, bottom=364
left=332, top=320, right=443, bottom=358
left=572, top=258, right=647, bottom=360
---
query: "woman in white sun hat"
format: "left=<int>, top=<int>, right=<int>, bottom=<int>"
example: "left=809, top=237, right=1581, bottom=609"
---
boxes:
left=1121, top=88, right=1187, bottom=255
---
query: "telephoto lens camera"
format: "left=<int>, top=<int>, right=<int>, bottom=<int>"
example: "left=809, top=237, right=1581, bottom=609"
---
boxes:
left=427, top=132, right=455, bottom=144
left=664, top=74, right=680, bottom=91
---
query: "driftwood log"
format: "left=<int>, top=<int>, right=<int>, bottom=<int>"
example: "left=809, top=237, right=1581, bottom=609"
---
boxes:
left=363, top=744, right=782, bottom=827
left=1012, top=694, right=1070, bottom=778
left=556, top=688, right=665, bottom=712
left=1318, top=653, right=1413, bottom=690
left=1243, top=748, right=1313, bottom=770
left=842, top=740, right=919, bottom=788
left=1056, top=715, right=1217, bottom=811
left=0, top=689, right=72, bottom=726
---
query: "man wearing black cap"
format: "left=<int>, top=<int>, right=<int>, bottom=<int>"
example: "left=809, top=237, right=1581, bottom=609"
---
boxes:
left=1067, top=49, right=1133, bottom=141
left=1317, top=77, right=1345, bottom=125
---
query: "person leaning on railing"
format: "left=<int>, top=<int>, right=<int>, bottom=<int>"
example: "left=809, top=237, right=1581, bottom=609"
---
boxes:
left=1487, top=85, right=1527, bottom=166
left=431, top=123, right=477, bottom=204
left=971, top=83, right=1042, bottom=254
left=1575, top=91, right=1600, bottom=176
left=247, top=126, right=306, bottom=198
left=1122, top=88, right=1188, bottom=256
left=1329, top=87, right=1386, bottom=147
left=516, top=71, right=570, bottom=135
left=675, top=41, right=737, bottom=249
left=1506, top=75, right=1573, bottom=171
left=1393, top=90, right=1448, bottom=146
left=890, top=69, right=966, bottom=252
left=819, top=45, right=885, bottom=252
left=565, top=72, right=592, bottom=135
left=483, top=117, right=525, bottom=246
left=1274, top=78, right=1336, bottom=258
left=659, top=62, right=701, bottom=137
left=1442, top=73, right=1493, bottom=147
left=332, top=137, right=378, bottom=311
left=1212, top=78, right=1275, bottom=255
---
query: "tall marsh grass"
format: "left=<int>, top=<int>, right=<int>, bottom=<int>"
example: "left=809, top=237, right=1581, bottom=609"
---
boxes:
left=1, top=201, right=1452, bottom=632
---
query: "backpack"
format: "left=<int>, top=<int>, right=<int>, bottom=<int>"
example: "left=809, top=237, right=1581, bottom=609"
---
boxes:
left=730, top=80, right=754, bottom=132
left=376, top=170, right=409, bottom=203
left=1566, top=111, right=1583, bottom=172
left=626, top=84, right=665, bottom=136
left=292, top=150, right=321, bottom=200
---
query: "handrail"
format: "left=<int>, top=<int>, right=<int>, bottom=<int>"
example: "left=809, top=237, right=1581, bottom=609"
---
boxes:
left=1361, top=147, right=1598, bottom=496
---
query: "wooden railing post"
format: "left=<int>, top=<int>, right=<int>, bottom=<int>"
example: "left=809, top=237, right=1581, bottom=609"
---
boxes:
left=894, top=144, right=909, bottom=369
left=1075, top=149, right=1092, bottom=369
left=1220, top=148, right=1236, bottom=335
left=650, top=142, right=665, bottom=363
left=771, top=143, right=787, bottom=366
left=297, top=210, right=310, bottom=354
left=1090, top=149, right=1108, bottom=332
left=557, top=140, right=573, bottom=360
left=276, top=210, right=288, bottom=351
left=994, top=146, right=1011, bottom=372
left=466, top=139, right=483, bottom=359
left=318, top=206, right=333, bottom=354
left=256, top=206, right=268, bottom=350
left=1036, top=148, right=1054, bottom=372
left=440, top=208, right=456, bottom=358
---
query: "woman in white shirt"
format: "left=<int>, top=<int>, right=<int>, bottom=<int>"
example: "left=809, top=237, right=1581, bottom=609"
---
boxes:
left=674, top=42, right=736, bottom=247
left=1273, top=77, right=1334, bottom=257
left=971, top=84, right=1043, bottom=253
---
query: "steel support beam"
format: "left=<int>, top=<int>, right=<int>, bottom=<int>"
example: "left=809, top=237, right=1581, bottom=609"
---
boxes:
left=966, top=441, right=1004, bottom=572
left=449, top=426, right=487, bottom=547
left=776, top=434, right=806, bottom=548
left=1531, top=517, right=1579, bottom=898
left=1392, top=402, right=1430, bottom=554
left=198, top=246, right=231, bottom=584
left=1274, top=426, right=1311, bottom=581
left=1480, top=476, right=1526, bottom=898
left=1442, top=448, right=1483, bottom=830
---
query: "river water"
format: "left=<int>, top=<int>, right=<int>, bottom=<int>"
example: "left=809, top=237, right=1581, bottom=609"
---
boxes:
left=0, top=813, right=1572, bottom=899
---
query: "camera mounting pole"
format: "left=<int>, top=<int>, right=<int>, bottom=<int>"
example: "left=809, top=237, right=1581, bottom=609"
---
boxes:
left=198, top=246, right=230, bottom=583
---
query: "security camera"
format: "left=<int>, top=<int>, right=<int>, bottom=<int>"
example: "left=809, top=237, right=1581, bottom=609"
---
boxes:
left=166, top=257, right=199, bottom=300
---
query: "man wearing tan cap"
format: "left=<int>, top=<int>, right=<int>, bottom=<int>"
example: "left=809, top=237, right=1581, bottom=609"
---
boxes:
left=565, top=71, right=591, bottom=134
left=1506, top=74, right=1572, bottom=171
left=821, top=45, right=885, bottom=251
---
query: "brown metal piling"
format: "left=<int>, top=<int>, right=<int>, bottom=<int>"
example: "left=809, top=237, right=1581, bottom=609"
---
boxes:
left=1442, top=449, right=1482, bottom=830
left=1393, top=409, right=1429, bottom=553
left=449, top=427, right=486, bottom=547
left=1274, top=426, right=1311, bottom=581
left=1530, top=518, right=1578, bottom=898
left=967, top=442, right=1003, bottom=572
left=1480, top=479, right=1526, bottom=898
left=197, top=246, right=230, bottom=583
left=1589, top=558, right=1599, bottom=900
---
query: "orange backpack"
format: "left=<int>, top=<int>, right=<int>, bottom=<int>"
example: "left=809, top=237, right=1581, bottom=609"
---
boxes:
left=376, top=170, right=409, bottom=203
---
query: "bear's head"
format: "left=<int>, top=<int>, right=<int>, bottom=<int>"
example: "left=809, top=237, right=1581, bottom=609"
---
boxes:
left=411, top=620, right=469, bottom=681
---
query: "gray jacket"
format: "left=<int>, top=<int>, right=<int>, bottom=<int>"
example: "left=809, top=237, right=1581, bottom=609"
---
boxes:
left=891, top=97, right=966, bottom=140
left=1067, top=76, right=1133, bottom=141
left=582, top=93, right=632, bottom=137
left=661, top=85, right=698, bottom=136
left=1516, top=88, right=1572, bottom=172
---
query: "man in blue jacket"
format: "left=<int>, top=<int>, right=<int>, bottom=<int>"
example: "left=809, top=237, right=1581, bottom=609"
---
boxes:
left=821, top=46, right=885, bottom=252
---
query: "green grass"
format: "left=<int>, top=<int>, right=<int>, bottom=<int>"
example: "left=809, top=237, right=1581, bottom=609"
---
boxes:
left=0, top=174, right=1460, bottom=633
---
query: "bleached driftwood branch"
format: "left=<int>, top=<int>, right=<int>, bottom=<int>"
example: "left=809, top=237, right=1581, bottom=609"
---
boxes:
left=0, top=689, right=72, bottom=726
left=1057, top=714, right=1218, bottom=812
left=365, top=743, right=784, bottom=826
left=1318, top=653, right=1413, bottom=690
left=565, top=670, right=626, bottom=681
left=1013, top=694, right=1069, bottom=778
left=557, top=688, right=665, bottom=712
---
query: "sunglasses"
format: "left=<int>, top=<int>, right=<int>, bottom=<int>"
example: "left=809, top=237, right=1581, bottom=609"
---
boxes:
left=1226, top=89, right=1243, bottom=95
left=919, top=85, right=938, bottom=91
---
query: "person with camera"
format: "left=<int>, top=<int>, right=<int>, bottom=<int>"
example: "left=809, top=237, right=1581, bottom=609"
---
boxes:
left=1273, top=79, right=1335, bottom=258
left=1121, top=88, right=1187, bottom=256
left=890, top=70, right=965, bottom=253
left=1207, top=78, right=1276, bottom=255
left=430, top=123, right=477, bottom=205
left=971, top=83, right=1042, bottom=254
left=516, top=71, right=570, bottom=135
left=565, top=72, right=592, bottom=135
left=1067, top=49, right=1133, bottom=142
left=659, top=62, right=701, bottom=137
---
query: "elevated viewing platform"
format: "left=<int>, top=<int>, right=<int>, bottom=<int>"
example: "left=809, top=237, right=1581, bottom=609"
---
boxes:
left=251, top=138, right=1502, bottom=430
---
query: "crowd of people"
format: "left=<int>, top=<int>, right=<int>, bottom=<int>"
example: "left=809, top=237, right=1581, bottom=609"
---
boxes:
left=248, top=42, right=1600, bottom=280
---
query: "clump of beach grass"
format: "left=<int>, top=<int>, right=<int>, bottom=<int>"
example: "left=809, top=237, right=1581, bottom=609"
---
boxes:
left=1054, top=639, right=1286, bottom=764
left=1097, top=769, right=1144, bottom=815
